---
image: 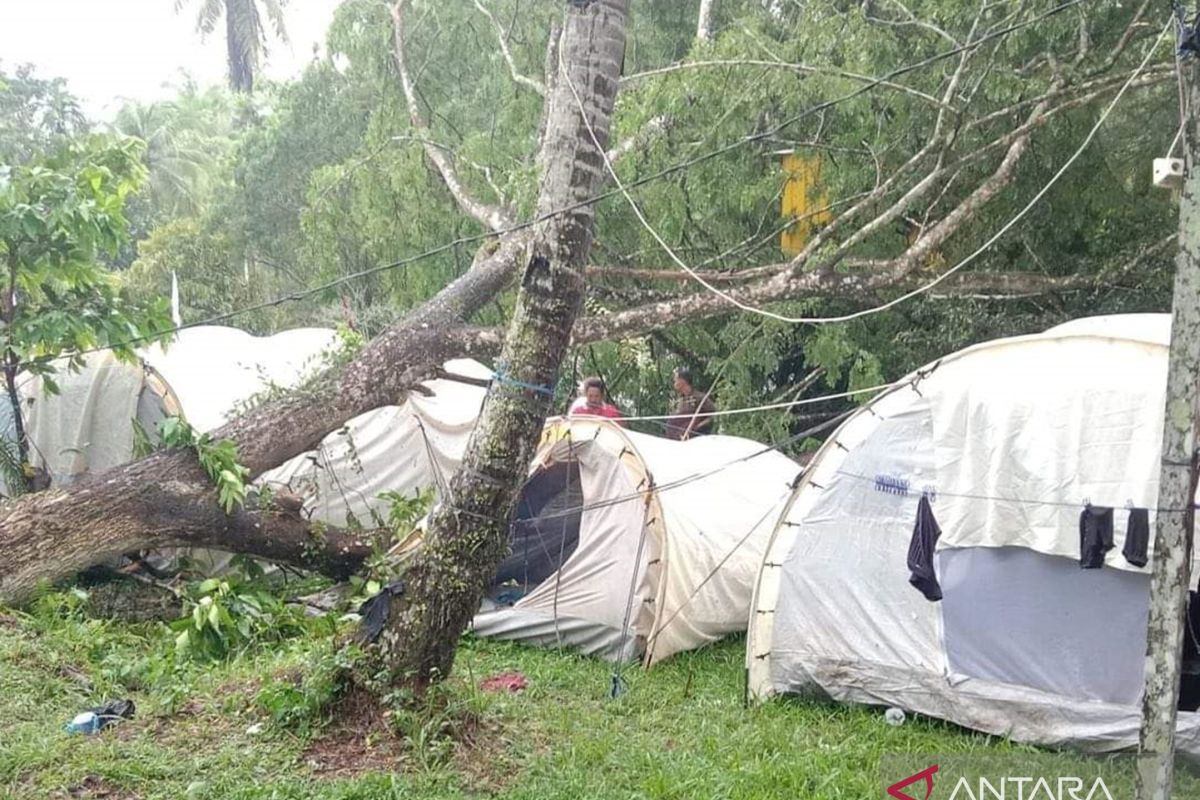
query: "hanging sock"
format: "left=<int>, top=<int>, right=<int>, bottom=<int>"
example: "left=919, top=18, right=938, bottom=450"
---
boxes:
left=1079, top=505, right=1114, bottom=569
left=1122, top=508, right=1150, bottom=568
left=907, top=494, right=943, bottom=602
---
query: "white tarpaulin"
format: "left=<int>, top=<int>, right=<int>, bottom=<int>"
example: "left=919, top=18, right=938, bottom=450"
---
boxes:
left=747, top=313, right=1200, bottom=755
left=260, top=359, right=492, bottom=526
left=139, top=326, right=339, bottom=433
left=16, top=351, right=179, bottom=490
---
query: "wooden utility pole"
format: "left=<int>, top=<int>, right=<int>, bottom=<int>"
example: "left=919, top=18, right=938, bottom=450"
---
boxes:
left=1137, top=21, right=1200, bottom=800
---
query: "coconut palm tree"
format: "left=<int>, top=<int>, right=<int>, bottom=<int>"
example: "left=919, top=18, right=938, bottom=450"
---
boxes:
left=175, top=0, right=289, bottom=94
left=111, top=86, right=236, bottom=218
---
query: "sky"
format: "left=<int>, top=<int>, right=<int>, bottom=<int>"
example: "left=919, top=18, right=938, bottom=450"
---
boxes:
left=0, top=0, right=345, bottom=119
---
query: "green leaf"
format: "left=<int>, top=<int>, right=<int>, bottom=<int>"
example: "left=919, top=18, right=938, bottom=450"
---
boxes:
left=207, top=601, right=222, bottom=631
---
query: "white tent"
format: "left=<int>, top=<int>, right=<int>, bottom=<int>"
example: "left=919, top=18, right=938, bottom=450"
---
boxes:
left=9, top=351, right=180, bottom=492
left=473, top=417, right=802, bottom=664
left=139, top=326, right=340, bottom=433
left=260, top=359, right=492, bottom=527
left=6, top=324, right=487, bottom=529
left=747, top=313, right=1200, bottom=755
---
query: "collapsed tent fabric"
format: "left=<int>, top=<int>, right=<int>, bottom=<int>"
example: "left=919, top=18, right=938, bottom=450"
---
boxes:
left=11, top=351, right=180, bottom=492
left=260, top=359, right=492, bottom=526
left=473, top=417, right=802, bottom=664
left=747, top=313, right=1200, bottom=756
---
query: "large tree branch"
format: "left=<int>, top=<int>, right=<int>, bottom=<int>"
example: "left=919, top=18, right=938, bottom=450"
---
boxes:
left=472, top=0, right=546, bottom=96
left=0, top=233, right=526, bottom=604
left=392, top=1, right=515, bottom=231
left=563, top=266, right=1139, bottom=346
left=1089, top=0, right=1155, bottom=77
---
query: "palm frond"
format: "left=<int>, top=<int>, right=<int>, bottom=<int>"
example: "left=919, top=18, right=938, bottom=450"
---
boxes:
left=263, top=0, right=289, bottom=46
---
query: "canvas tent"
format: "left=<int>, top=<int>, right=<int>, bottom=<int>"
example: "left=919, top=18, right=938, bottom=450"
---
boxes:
left=472, top=417, right=802, bottom=664
left=6, top=323, right=489, bottom=531
left=5, top=351, right=180, bottom=493
left=139, top=326, right=340, bottom=433
left=259, top=358, right=492, bottom=527
left=747, top=313, right=1200, bottom=755
left=2, top=326, right=339, bottom=494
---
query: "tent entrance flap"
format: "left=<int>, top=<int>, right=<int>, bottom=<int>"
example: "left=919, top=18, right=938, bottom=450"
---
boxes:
left=490, top=460, right=583, bottom=605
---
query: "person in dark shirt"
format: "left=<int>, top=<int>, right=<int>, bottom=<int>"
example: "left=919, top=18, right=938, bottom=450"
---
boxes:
left=665, top=367, right=716, bottom=440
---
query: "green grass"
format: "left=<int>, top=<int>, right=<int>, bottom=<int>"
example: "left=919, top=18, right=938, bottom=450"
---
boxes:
left=0, top=595, right=1193, bottom=799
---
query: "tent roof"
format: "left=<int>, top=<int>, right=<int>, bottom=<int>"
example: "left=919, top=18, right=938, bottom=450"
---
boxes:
left=776, top=313, right=1180, bottom=573
left=1043, top=313, right=1169, bottom=346
left=140, top=326, right=339, bottom=432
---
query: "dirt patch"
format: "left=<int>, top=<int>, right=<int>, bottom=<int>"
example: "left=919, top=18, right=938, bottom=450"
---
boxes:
left=302, top=687, right=403, bottom=779
left=301, top=688, right=519, bottom=790
left=55, top=775, right=139, bottom=799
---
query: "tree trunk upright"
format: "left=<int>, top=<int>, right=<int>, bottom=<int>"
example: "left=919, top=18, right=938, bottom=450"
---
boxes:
left=226, top=0, right=255, bottom=94
left=363, top=0, right=629, bottom=690
left=2, top=252, right=29, bottom=494
left=1136, top=35, right=1200, bottom=800
left=696, top=0, right=716, bottom=42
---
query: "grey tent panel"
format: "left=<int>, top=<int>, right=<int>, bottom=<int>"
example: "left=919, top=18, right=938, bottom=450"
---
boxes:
left=940, top=546, right=1150, bottom=707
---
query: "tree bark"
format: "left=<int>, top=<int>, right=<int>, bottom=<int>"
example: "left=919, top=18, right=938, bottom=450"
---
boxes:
left=0, top=451, right=377, bottom=601
left=362, top=0, right=628, bottom=689
left=696, top=0, right=716, bottom=43
left=1135, top=50, right=1200, bottom=800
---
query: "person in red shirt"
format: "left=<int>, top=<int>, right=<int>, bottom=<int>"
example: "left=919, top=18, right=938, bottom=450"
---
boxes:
left=568, top=376, right=623, bottom=424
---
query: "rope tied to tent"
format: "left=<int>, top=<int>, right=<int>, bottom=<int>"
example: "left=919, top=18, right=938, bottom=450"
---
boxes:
left=413, top=417, right=451, bottom=499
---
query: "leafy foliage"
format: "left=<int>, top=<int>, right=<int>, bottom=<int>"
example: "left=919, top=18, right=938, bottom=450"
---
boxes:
left=0, top=136, right=173, bottom=377
left=0, top=134, right=173, bottom=481
left=171, top=572, right=307, bottom=661
left=159, top=416, right=250, bottom=513
left=0, top=63, right=88, bottom=167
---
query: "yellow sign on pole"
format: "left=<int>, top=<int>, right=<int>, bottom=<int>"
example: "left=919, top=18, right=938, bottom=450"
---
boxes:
left=780, top=153, right=832, bottom=256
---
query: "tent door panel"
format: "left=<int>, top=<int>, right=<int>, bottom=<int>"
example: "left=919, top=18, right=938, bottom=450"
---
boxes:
left=939, top=546, right=1150, bottom=707
left=490, top=460, right=583, bottom=605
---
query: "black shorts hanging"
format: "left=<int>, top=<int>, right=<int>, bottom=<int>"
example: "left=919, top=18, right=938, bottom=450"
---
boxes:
left=1079, top=505, right=1114, bottom=569
left=1122, top=507, right=1150, bottom=568
left=907, top=494, right=943, bottom=601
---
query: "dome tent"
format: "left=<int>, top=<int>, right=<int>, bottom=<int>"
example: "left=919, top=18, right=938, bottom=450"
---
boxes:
left=8, top=350, right=180, bottom=493
left=471, top=416, right=802, bottom=664
left=747, top=313, right=1200, bottom=755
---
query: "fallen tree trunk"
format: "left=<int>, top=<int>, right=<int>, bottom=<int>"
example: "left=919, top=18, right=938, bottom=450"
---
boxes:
left=0, top=452, right=379, bottom=601
left=0, top=240, right=522, bottom=605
